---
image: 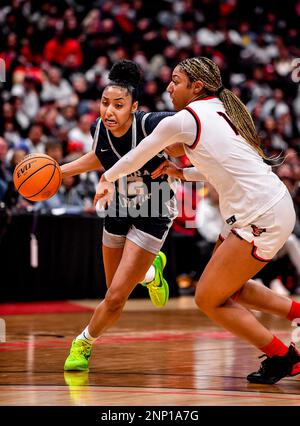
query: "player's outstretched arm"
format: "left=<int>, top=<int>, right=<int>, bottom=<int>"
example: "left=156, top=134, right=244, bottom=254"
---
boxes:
left=164, top=143, right=185, bottom=157
left=104, top=111, right=196, bottom=182
left=151, top=160, right=207, bottom=182
left=61, top=151, right=102, bottom=177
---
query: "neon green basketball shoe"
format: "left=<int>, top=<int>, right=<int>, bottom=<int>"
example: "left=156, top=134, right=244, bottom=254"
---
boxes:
left=142, top=251, right=169, bottom=308
left=64, top=339, right=92, bottom=372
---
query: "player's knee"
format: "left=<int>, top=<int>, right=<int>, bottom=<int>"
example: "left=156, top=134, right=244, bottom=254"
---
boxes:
left=194, top=288, right=212, bottom=312
left=104, top=288, right=127, bottom=313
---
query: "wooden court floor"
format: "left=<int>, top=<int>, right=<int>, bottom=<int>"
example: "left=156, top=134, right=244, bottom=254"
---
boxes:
left=1, top=296, right=300, bottom=406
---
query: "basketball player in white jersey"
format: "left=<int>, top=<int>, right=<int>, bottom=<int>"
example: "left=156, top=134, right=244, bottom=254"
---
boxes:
left=94, top=57, right=300, bottom=384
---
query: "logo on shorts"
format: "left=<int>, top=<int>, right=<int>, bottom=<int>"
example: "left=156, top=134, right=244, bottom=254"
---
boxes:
left=226, top=215, right=236, bottom=225
left=251, top=225, right=266, bottom=237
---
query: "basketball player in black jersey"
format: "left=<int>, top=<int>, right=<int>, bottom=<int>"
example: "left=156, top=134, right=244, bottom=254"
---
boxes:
left=62, top=60, right=178, bottom=371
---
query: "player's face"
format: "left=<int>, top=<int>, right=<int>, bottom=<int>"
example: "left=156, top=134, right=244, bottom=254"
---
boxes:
left=100, top=86, right=138, bottom=135
left=167, top=66, right=199, bottom=111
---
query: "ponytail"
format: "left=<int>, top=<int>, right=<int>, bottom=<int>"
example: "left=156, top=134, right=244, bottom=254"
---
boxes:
left=179, top=57, right=276, bottom=161
left=218, top=88, right=265, bottom=158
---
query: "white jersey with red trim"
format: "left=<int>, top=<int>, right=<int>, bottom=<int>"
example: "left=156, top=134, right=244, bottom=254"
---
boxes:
left=104, top=96, right=287, bottom=228
left=183, top=97, right=286, bottom=227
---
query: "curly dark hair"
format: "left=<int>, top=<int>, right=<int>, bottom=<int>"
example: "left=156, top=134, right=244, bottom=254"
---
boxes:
left=107, top=60, right=142, bottom=102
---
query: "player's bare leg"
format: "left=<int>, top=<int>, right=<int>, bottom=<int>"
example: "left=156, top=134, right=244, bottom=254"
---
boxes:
left=64, top=240, right=155, bottom=371
left=195, top=233, right=272, bottom=348
left=212, top=238, right=293, bottom=318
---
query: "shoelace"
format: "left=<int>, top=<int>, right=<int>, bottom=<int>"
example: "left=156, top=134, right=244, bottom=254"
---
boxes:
left=149, top=286, right=161, bottom=303
left=254, top=354, right=278, bottom=375
left=259, top=352, right=291, bottom=375
left=72, top=341, right=91, bottom=357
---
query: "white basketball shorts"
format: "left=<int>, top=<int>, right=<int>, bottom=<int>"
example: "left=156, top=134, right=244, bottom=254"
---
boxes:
left=219, top=189, right=296, bottom=262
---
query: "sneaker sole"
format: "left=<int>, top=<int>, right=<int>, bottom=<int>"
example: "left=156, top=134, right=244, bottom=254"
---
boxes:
left=164, top=278, right=169, bottom=304
left=246, top=376, right=279, bottom=384
left=158, top=252, right=168, bottom=306
left=64, top=365, right=89, bottom=372
left=155, top=252, right=168, bottom=307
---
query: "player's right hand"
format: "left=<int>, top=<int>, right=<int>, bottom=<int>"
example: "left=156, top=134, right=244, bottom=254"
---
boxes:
left=93, top=175, right=115, bottom=208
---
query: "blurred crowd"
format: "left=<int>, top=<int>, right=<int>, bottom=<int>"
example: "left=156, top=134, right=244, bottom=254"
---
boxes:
left=1, top=0, right=300, bottom=292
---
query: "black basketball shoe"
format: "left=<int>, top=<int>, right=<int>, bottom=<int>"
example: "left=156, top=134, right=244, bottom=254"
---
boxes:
left=247, top=343, right=300, bottom=384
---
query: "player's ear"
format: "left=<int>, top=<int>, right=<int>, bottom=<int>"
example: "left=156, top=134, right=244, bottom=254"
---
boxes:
left=131, top=101, right=138, bottom=114
left=193, top=81, right=204, bottom=94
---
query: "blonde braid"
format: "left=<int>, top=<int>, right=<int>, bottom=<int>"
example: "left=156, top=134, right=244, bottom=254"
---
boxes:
left=219, top=89, right=265, bottom=157
left=179, top=57, right=266, bottom=159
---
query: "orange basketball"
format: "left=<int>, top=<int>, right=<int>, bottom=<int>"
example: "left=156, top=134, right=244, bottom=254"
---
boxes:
left=13, top=153, right=62, bottom=202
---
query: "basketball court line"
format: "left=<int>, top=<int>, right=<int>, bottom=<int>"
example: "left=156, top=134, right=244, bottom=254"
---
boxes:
left=0, top=329, right=292, bottom=353
left=2, top=385, right=300, bottom=403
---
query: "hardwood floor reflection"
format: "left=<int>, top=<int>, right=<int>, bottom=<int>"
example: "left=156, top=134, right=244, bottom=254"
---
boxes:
left=1, top=297, right=300, bottom=406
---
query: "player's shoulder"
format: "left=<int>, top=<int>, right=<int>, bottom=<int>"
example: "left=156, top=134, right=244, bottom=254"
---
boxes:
left=90, top=117, right=102, bottom=137
left=140, top=110, right=176, bottom=134
left=188, top=96, right=222, bottom=111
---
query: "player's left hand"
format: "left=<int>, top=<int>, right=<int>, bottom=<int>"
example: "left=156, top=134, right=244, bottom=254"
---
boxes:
left=93, top=174, right=115, bottom=208
left=151, top=160, right=184, bottom=180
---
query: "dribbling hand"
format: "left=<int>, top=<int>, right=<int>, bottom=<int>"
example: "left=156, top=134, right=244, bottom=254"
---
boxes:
left=93, top=174, right=115, bottom=208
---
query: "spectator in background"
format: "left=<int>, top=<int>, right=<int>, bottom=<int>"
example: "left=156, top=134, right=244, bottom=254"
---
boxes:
left=41, top=66, right=74, bottom=108
left=71, top=73, right=100, bottom=116
left=5, top=143, right=29, bottom=211
left=139, top=80, right=160, bottom=111
left=34, top=173, right=95, bottom=216
left=0, top=137, right=10, bottom=202
left=59, top=105, right=77, bottom=132
left=45, top=140, right=64, bottom=164
left=167, top=21, right=192, bottom=50
left=196, top=183, right=223, bottom=246
left=37, top=107, right=60, bottom=138
left=260, top=116, right=288, bottom=151
left=10, top=95, right=30, bottom=132
left=261, top=88, right=290, bottom=121
left=9, top=146, right=27, bottom=171
left=66, top=140, right=85, bottom=161
left=43, top=25, right=83, bottom=72
left=85, top=56, right=110, bottom=88
left=0, top=32, right=18, bottom=76
left=23, top=124, right=46, bottom=154
left=68, top=114, right=94, bottom=154
left=11, top=74, right=41, bottom=121
left=3, top=121, right=20, bottom=151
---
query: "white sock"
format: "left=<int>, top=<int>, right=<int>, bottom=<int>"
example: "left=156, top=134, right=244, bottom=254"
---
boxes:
left=76, top=326, right=96, bottom=344
left=142, top=265, right=155, bottom=283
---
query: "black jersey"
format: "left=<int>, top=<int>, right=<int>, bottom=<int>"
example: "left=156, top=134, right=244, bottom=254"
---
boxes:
left=91, top=111, right=176, bottom=217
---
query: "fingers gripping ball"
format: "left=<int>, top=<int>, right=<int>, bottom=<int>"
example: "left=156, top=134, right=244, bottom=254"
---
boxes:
left=13, top=153, right=62, bottom=201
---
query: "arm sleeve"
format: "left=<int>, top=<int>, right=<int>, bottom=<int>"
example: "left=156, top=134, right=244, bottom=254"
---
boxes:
left=105, top=110, right=197, bottom=182
left=183, top=167, right=207, bottom=182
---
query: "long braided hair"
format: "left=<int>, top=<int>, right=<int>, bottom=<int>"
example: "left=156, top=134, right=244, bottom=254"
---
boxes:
left=179, top=57, right=266, bottom=159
